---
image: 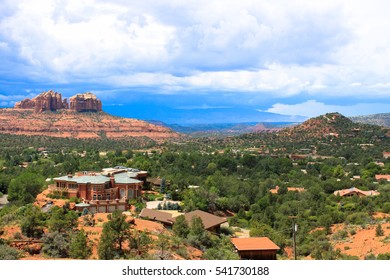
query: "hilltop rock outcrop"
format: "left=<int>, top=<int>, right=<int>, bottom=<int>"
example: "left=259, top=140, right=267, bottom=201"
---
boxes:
left=69, top=92, right=102, bottom=112
left=14, top=90, right=102, bottom=113
left=14, top=90, right=68, bottom=113
left=4, top=90, right=180, bottom=141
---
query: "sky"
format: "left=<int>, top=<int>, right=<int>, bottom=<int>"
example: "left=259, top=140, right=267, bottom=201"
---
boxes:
left=0, top=0, right=389, bottom=124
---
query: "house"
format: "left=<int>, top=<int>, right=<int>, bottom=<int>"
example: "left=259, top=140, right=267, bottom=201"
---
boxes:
left=50, top=167, right=147, bottom=213
left=269, top=186, right=305, bottom=194
left=375, top=175, right=390, bottom=182
left=231, top=237, right=280, bottom=260
left=333, top=187, right=380, bottom=197
left=139, top=209, right=175, bottom=226
left=176, top=210, right=227, bottom=233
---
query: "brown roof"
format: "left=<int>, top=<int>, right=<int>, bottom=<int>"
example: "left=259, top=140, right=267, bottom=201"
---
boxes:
left=179, top=210, right=226, bottom=230
left=139, top=209, right=174, bottom=225
left=231, top=237, right=280, bottom=251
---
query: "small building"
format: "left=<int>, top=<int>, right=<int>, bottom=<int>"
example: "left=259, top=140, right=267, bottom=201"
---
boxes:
left=375, top=175, right=390, bottom=182
left=333, top=187, right=380, bottom=197
left=178, top=210, right=227, bottom=233
left=231, top=237, right=280, bottom=260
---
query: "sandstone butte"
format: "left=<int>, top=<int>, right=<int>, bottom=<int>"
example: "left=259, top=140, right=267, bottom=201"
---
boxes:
left=0, top=90, right=179, bottom=141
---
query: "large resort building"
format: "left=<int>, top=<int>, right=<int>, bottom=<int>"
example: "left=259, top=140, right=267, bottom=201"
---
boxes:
left=49, top=166, right=147, bottom=213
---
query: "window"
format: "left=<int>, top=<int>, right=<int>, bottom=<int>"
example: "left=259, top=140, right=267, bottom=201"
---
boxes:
left=106, top=194, right=110, bottom=200
left=120, top=189, right=125, bottom=198
left=93, top=194, right=97, bottom=200
left=98, top=195, right=102, bottom=200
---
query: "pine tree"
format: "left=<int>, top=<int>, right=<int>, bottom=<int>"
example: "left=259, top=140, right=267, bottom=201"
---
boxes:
left=70, top=230, right=91, bottom=259
left=173, top=215, right=190, bottom=238
left=376, top=224, right=384, bottom=237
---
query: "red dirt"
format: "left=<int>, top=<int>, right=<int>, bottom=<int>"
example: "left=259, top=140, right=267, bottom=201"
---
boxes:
left=332, top=222, right=390, bottom=259
left=35, top=189, right=67, bottom=208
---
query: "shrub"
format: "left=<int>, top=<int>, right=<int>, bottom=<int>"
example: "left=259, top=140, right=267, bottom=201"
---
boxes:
left=375, top=224, right=384, bottom=237
left=42, top=232, right=70, bottom=258
left=332, top=230, right=348, bottom=241
left=0, top=244, right=21, bottom=260
left=377, top=253, right=390, bottom=260
left=365, top=253, right=376, bottom=260
left=345, top=212, right=370, bottom=225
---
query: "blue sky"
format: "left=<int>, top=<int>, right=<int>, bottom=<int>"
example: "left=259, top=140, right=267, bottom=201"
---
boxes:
left=0, top=0, right=389, bottom=123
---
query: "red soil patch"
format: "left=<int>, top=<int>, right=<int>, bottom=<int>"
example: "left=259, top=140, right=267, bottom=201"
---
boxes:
left=284, top=246, right=294, bottom=259
left=332, top=223, right=390, bottom=259
left=35, top=189, right=66, bottom=208
left=133, top=218, right=165, bottom=233
left=2, top=225, right=22, bottom=239
left=373, top=212, right=390, bottom=219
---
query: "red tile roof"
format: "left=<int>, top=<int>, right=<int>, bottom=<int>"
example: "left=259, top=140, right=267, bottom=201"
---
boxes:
left=375, top=175, right=390, bottom=181
left=231, top=237, right=280, bottom=251
left=333, top=187, right=380, bottom=197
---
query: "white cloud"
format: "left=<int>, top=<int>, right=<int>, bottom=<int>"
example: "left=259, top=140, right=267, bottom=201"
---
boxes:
left=0, top=0, right=389, bottom=101
left=266, top=100, right=390, bottom=117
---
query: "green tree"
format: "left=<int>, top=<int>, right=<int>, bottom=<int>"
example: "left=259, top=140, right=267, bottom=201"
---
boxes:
left=129, top=230, right=153, bottom=257
left=173, top=215, right=190, bottom=238
left=203, top=235, right=240, bottom=260
left=47, top=207, right=78, bottom=233
left=20, top=205, right=45, bottom=238
left=155, top=232, right=171, bottom=260
left=98, top=223, right=117, bottom=259
left=69, top=230, right=91, bottom=259
left=187, top=216, right=211, bottom=249
left=375, top=224, right=384, bottom=237
left=98, top=211, right=131, bottom=259
left=7, top=173, right=44, bottom=204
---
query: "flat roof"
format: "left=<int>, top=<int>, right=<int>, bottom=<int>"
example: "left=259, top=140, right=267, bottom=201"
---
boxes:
left=113, top=172, right=142, bottom=184
left=231, top=237, right=280, bottom=251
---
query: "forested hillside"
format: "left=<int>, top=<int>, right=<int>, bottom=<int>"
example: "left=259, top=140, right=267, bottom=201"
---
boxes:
left=0, top=113, right=389, bottom=260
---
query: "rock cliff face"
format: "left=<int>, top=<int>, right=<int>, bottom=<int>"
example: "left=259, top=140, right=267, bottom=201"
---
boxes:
left=14, top=90, right=102, bottom=113
left=14, top=90, right=68, bottom=113
left=0, top=109, right=180, bottom=141
left=69, top=93, right=102, bottom=112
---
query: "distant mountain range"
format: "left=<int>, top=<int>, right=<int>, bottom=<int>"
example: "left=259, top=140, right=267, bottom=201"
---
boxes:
left=103, top=105, right=307, bottom=125
left=149, top=121, right=299, bottom=136
left=350, top=113, right=390, bottom=127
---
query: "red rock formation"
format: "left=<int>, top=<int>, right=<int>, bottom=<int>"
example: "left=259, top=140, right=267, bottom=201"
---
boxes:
left=14, top=99, right=35, bottom=109
left=69, top=92, right=102, bottom=112
left=0, top=109, right=180, bottom=141
left=14, top=90, right=68, bottom=112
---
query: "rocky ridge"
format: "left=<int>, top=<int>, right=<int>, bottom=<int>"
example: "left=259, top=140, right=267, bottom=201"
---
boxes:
left=15, top=90, right=102, bottom=112
left=2, top=91, right=179, bottom=141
